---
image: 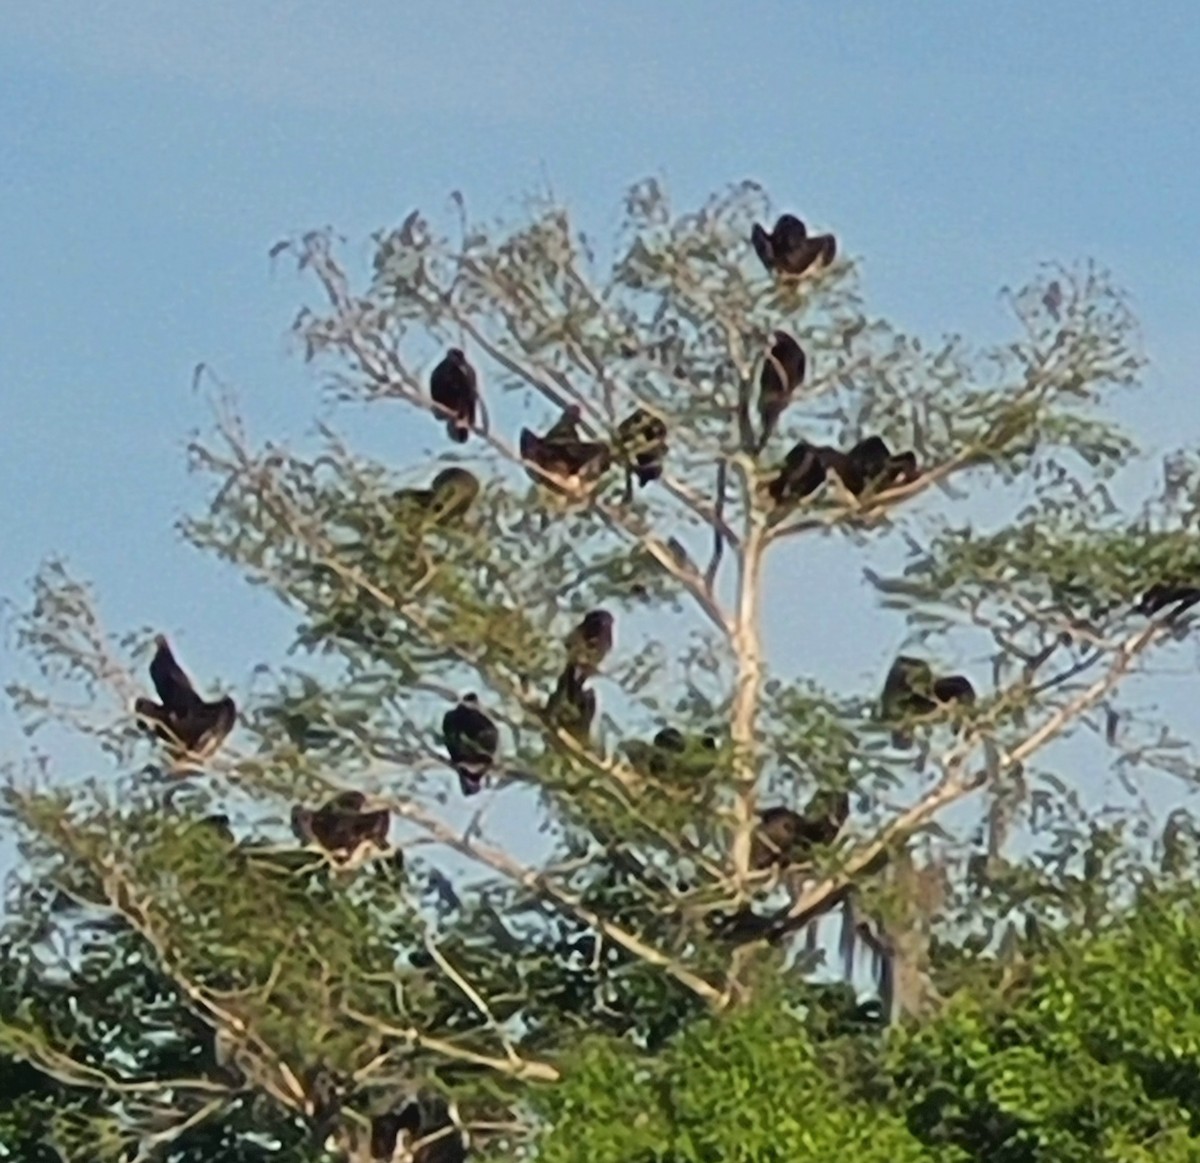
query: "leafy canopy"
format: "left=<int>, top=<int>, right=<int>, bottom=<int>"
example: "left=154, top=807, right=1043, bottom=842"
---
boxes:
left=2, top=177, right=1197, bottom=1160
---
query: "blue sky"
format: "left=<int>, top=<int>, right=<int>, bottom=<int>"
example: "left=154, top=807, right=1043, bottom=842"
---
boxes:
left=2, top=3, right=1199, bottom=880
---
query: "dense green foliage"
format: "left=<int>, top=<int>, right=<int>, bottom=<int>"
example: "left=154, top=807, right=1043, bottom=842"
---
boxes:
left=3, top=179, right=1199, bottom=1160
left=537, top=876, right=1200, bottom=1163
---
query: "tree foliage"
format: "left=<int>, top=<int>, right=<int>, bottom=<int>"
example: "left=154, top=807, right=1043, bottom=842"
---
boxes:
left=3, top=177, right=1199, bottom=1160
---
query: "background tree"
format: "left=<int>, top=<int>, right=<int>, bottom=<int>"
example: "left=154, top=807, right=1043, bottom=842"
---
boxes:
left=3, top=178, right=1198, bottom=1160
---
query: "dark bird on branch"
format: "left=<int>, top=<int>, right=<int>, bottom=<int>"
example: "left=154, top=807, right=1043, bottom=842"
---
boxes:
left=520, top=408, right=611, bottom=494
left=442, top=693, right=499, bottom=795
left=826, top=436, right=921, bottom=497
left=616, top=407, right=669, bottom=486
left=133, top=635, right=237, bottom=762
left=565, top=609, right=614, bottom=677
left=750, top=213, right=837, bottom=278
left=765, top=440, right=829, bottom=506
left=757, top=331, right=806, bottom=448
left=750, top=789, right=850, bottom=871
left=429, top=348, right=478, bottom=443
left=371, top=1104, right=421, bottom=1161
left=880, top=655, right=976, bottom=748
left=302, top=1064, right=346, bottom=1149
left=1135, top=583, right=1200, bottom=618
left=764, top=435, right=920, bottom=509
left=625, top=726, right=719, bottom=780
left=394, top=467, right=481, bottom=527
left=291, top=790, right=392, bottom=863
left=545, top=664, right=597, bottom=742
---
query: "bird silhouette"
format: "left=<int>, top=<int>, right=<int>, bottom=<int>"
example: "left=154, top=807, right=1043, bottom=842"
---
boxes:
left=545, top=664, right=597, bottom=742
left=750, top=789, right=850, bottom=870
left=616, top=408, right=669, bottom=486
left=880, top=656, right=976, bottom=747
left=564, top=610, right=614, bottom=678
left=750, top=213, right=837, bottom=278
left=133, top=635, right=237, bottom=762
left=291, top=790, right=392, bottom=863
left=757, top=330, right=807, bottom=448
left=394, top=467, right=481, bottom=526
left=520, top=409, right=611, bottom=494
left=442, top=693, right=500, bottom=795
left=429, top=348, right=479, bottom=443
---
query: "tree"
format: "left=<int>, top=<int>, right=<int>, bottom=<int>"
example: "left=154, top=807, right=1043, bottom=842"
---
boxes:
left=533, top=847, right=1200, bottom=1163
left=3, top=177, right=1197, bottom=1160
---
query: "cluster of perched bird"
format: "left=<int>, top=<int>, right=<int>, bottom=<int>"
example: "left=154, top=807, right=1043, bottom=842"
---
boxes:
left=132, top=207, right=1199, bottom=873
left=122, top=207, right=1200, bottom=1153
left=427, top=217, right=918, bottom=512
left=133, top=637, right=403, bottom=866
left=128, top=211, right=966, bottom=888
left=431, top=348, right=670, bottom=496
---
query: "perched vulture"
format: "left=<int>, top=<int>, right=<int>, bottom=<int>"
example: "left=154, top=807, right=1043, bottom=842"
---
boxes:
left=302, top=1064, right=345, bottom=1147
left=429, top=348, right=478, bottom=443
left=1135, top=583, right=1200, bottom=618
left=565, top=610, right=614, bottom=677
left=654, top=727, right=718, bottom=765
left=520, top=409, right=611, bottom=495
left=825, top=436, right=920, bottom=497
left=750, top=789, right=850, bottom=871
left=626, top=726, right=719, bottom=780
left=653, top=726, right=687, bottom=753
left=880, top=655, right=976, bottom=748
left=394, top=467, right=480, bottom=527
left=765, top=440, right=829, bottom=507
left=442, top=693, right=499, bottom=795
left=616, top=408, right=669, bottom=486
left=764, top=436, right=919, bottom=508
left=133, top=635, right=237, bottom=761
left=291, top=790, right=391, bottom=862
left=750, top=213, right=837, bottom=278
left=545, top=664, right=596, bottom=742
left=757, top=331, right=806, bottom=447
left=371, top=1104, right=421, bottom=1161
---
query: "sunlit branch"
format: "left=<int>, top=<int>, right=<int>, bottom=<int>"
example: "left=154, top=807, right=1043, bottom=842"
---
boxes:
left=727, top=459, right=766, bottom=902
left=24, top=824, right=307, bottom=1118
left=380, top=795, right=724, bottom=1007
left=341, top=1007, right=558, bottom=1084
left=127, top=1099, right=228, bottom=1163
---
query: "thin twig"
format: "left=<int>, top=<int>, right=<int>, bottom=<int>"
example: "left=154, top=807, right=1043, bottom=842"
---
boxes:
left=422, top=934, right=521, bottom=1066
left=341, top=1006, right=559, bottom=1083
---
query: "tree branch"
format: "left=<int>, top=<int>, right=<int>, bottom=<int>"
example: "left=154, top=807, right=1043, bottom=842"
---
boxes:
left=382, top=796, right=725, bottom=1007
left=341, top=1006, right=559, bottom=1084
left=752, top=619, right=1165, bottom=948
left=727, top=462, right=767, bottom=904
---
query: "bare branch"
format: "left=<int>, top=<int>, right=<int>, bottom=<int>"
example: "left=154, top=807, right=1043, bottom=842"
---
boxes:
left=383, top=796, right=725, bottom=1007
left=725, top=461, right=768, bottom=906
left=341, top=1006, right=558, bottom=1084
left=421, top=934, right=522, bottom=1068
